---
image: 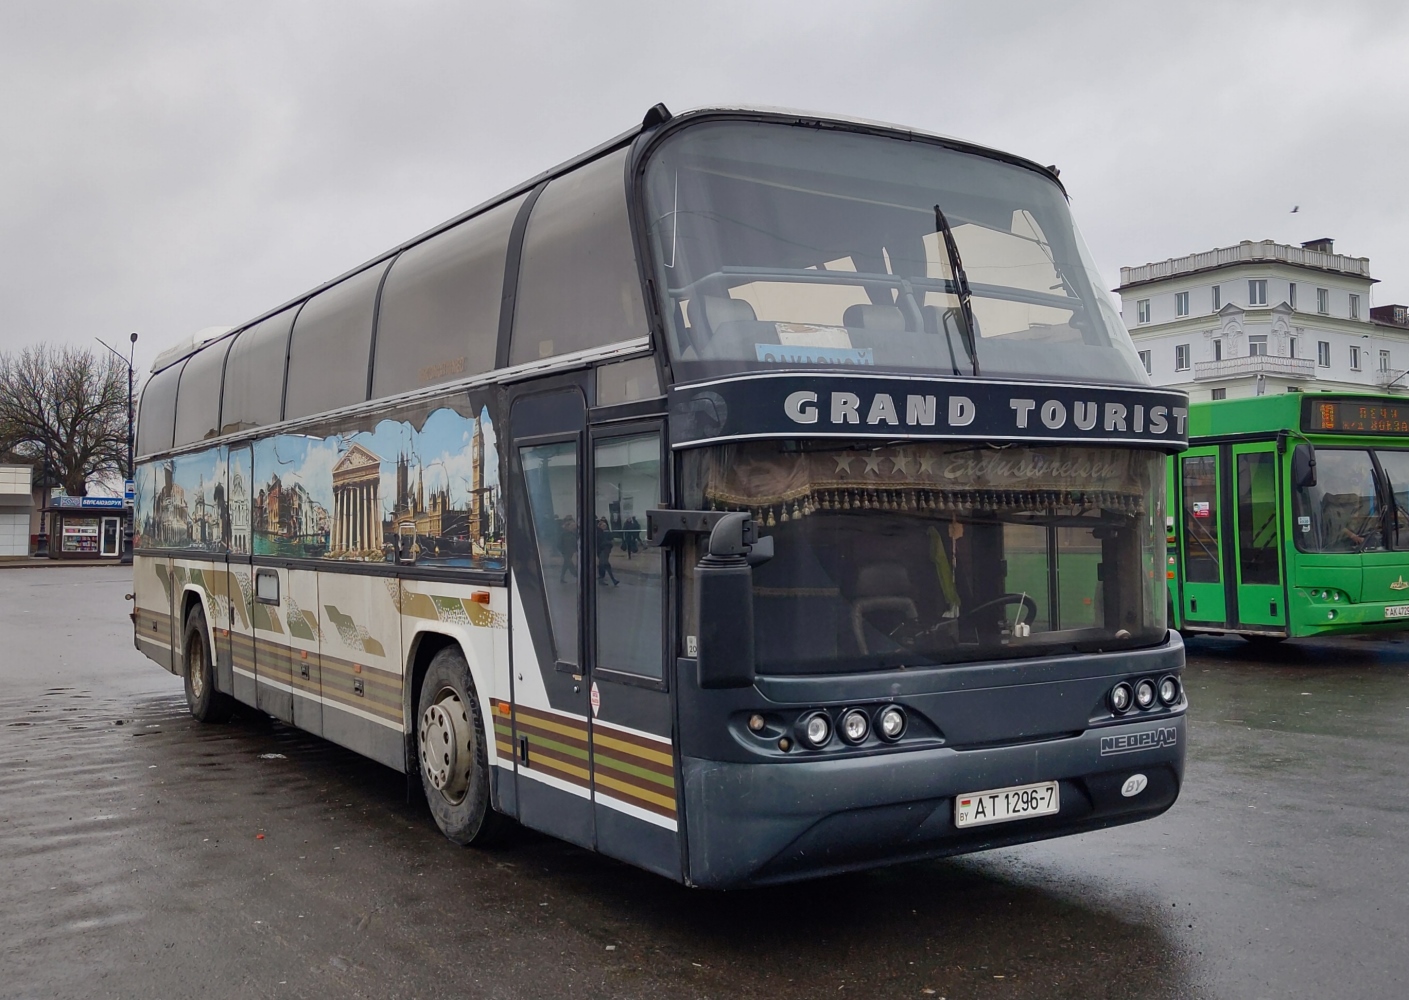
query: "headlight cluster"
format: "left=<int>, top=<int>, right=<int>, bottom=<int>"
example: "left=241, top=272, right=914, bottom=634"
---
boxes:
left=1309, top=589, right=1344, bottom=603
left=793, top=705, right=907, bottom=750
left=1109, top=675, right=1180, bottom=715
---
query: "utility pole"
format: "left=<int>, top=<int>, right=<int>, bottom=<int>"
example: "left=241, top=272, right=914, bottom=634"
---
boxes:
left=96, top=332, right=138, bottom=565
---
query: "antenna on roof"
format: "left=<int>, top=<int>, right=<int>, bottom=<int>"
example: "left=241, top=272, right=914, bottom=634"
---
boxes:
left=642, top=103, right=672, bottom=128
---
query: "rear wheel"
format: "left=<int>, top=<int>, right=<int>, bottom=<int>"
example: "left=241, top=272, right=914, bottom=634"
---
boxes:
left=183, top=607, right=234, bottom=723
left=417, top=645, right=511, bottom=846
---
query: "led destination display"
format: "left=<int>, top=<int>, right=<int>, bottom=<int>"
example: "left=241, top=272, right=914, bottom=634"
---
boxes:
left=1305, top=399, right=1409, bottom=435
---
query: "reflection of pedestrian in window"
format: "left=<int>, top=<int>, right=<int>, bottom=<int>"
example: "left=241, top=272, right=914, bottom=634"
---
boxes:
left=558, top=516, right=578, bottom=582
left=623, top=515, right=641, bottom=559
left=596, top=517, right=619, bottom=585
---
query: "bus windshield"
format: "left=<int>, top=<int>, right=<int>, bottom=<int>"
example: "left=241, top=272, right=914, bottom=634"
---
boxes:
left=682, top=440, right=1166, bottom=674
left=643, top=120, right=1146, bottom=385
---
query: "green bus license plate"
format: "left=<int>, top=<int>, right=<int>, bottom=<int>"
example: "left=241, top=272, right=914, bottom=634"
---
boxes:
left=1385, top=605, right=1409, bottom=619
left=955, top=781, right=1059, bottom=828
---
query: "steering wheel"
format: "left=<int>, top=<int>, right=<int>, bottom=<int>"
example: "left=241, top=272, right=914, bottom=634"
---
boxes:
left=955, top=593, right=1039, bottom=632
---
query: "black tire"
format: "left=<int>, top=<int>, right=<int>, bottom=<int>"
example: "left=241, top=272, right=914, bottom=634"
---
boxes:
left=416, top=645, right=511, bottom=846
left=183, top=606, right=234, bottom=723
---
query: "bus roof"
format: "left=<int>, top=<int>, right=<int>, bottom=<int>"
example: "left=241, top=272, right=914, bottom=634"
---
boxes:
left=151, top=105, right=1064, bottom=374
left=1189, top=391, right=1409, bottom=438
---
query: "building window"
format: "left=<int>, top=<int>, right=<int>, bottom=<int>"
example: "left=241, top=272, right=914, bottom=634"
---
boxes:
left=1350, top=293, right=1361, bottom=320
left=1318, top=341, right=1331, bottom=367
left=1211, top=388, right=1227, bottom=400
left=1211, top=285, right=1221, bottom=311
left=1138, top=350, right=1152, bottom=374
left=1289, top=283, right=1297, bottom=309
left=1317, top=288, right=1329, bottom=314
left=1175, top=291, right=1189, bottom=317
left=1289, top=336, right=1297, bottom=358
left=1350, top=345, right=1362, bottom=370
left=1381, top=350, right=1392, bottom=373
left=1137, top=299, right=1151, bottom=324
left=1249, top=279, right=1267, bottom=306
left=1248, top=334, right=1268, bottom=357
left=1213, top=339, right=1223, bottom=361
left=1175, top=344, right=1190, bottom=371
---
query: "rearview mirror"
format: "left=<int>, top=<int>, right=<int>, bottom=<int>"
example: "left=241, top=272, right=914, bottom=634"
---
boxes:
left=693, top=513, right=757, bottom=689
left=1292, top=444, right=1317, bottom=489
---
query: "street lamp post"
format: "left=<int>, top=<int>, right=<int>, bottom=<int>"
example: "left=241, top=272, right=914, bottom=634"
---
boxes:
left=97, top=332, right=138, bottom=565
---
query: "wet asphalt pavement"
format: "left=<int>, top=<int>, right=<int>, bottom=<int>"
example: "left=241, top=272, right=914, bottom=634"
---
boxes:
left=2, top=568, right=1407, bottom=999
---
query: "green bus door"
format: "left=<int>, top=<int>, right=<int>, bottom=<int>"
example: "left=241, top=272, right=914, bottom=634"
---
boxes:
left=1231, top=443, right=1286, bottom=629
left=1180, top=448, right=1227, bottom=625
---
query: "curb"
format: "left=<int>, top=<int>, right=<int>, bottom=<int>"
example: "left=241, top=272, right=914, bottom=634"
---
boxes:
left=0, top=559, right=126, bottom=569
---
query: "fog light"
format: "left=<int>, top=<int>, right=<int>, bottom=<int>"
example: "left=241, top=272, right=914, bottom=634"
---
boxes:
left=747, top=713, right=766, bottom=733
left=839, top=709, right=869, bottom=745
left=1328, top=610, right=1336, bottom=620
left=1135, top=678, right=1157, bottom=709
left=1110, top=682, right=1133, bottom=714
left=1158, top=675, right=1180, bottom=706
left=800, top=712, right=832, bottom=748
left=877, top=706, right=907, bottom=741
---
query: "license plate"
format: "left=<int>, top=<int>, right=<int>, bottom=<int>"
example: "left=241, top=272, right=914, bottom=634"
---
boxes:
left=1386, top=605, right=1409, bottom=619
left=955, top=781, right=1059, bottom=828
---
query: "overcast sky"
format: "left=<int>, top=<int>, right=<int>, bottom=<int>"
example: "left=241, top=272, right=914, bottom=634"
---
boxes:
left=2, top=1, right=1406, bottom=373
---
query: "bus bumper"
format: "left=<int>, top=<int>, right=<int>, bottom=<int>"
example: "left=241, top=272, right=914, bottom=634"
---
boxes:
left=680, top=715, right=1184, bottom=889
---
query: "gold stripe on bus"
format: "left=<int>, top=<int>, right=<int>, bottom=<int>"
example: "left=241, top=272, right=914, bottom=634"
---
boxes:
left=514, top=712, right=589, bottom=744
left=525, top=749, right=590, bottom=785
left=593, top=771, right=677, bottom=815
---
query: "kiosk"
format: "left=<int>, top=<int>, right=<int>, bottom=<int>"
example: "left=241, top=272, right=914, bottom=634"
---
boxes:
left=44, top=496, right=127, bottom=560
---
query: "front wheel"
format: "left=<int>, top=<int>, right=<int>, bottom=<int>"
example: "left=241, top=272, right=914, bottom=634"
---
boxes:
left=416, top=646, right=511, bottom=846
left=183, top=607, right=234, bottom=723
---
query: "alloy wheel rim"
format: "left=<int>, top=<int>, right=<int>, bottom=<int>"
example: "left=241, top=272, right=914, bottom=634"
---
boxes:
left=419, top=688, right=473, bottom=804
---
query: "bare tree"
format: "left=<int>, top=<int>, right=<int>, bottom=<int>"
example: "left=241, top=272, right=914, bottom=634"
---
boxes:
left=0, top=344, right=131, bottom=496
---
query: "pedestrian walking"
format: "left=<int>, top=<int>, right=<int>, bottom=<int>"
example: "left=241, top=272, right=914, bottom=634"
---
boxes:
left=596, top=517, right=619, bottom=585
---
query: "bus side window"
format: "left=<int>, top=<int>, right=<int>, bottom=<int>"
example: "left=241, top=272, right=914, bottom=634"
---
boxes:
left=520, top=441, right=581, bottom=668
left=173, top=338, right=231, bottom=447
left=284, top=262, right=390, bottom=422
left=135, top=359, right=184, bottom=458
left=509, top=149, right=650, bottom=366
left=221, top=309, right=295, bottom=435
left=372, top=192, right=526, bottom=399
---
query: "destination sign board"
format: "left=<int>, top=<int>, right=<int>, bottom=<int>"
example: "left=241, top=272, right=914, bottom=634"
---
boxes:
left=670, top=373, right=1190, bottom=450
left=1304, top=399, right=1409, bottom=436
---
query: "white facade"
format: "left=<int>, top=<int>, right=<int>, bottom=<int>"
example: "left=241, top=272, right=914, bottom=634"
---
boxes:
left=1117, top=240, right=1409, bottom=402
left=0, top=465, right=34, bottom=558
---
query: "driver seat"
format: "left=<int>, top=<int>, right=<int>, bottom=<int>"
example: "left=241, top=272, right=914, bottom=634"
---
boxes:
left=851, top=563, right=919, bottom=654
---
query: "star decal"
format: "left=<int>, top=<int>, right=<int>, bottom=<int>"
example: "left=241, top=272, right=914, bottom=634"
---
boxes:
left=863, top=453, right=886, bottom=476
left=832, top=454, right=854, bottom=477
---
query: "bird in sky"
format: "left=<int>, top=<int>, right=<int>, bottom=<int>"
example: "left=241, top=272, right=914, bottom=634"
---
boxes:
left=1291, top=205, right=1300, bottom=213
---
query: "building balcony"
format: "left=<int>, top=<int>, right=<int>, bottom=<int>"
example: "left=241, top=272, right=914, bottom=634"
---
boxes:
left=1372, top=369, right=1409, bottom=389
left=1191, top=355, right=1317, bottom=381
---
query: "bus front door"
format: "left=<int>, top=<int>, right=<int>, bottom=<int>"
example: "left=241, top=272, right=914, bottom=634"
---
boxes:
left=1180, top=447, right=1227, bottom=626
left=507, top=388, right=594, bottom=849
left=1231, top=443, right=1286, bottom=630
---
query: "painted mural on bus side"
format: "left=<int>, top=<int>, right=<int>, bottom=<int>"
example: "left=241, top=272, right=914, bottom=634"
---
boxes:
left=135, top=405, right=504, bottom=571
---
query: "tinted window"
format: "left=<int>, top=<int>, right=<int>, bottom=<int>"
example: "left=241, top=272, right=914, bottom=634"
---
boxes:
left=1181, top=455, right=1220, bottom=583
left=520, top=441, right=580, bottom=666
left=172, top=338, right=232, bottom=446
left=221, top=309, right=295, bottom=434
left=593, top=433, right=663, bottom=678
left=372, top=194, right=526, bottom=398
left=509, top=150, right=649, bottom=365
left=135, top=360, right=184, bottom=457
left=285, top=263, right=390, bottom=421
left=1236, top=451, right=1279, bottom=584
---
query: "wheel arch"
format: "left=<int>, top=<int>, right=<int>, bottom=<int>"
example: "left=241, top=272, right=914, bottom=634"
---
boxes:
left=403, top=624, right=498, bottom=775
left=178, top=584, right=211, bottom=675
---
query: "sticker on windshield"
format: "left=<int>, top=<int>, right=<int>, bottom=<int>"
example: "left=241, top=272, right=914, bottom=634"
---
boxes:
left=756, top=344, right=874, bottom=365
left=1192, top=501, right=1211, bottom=518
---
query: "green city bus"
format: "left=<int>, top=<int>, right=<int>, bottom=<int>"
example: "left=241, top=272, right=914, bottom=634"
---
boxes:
left=1169, top=392, right=1409, bottom=641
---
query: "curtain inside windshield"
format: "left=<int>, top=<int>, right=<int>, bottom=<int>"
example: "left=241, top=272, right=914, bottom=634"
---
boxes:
left=642, top=121, right=1146, bottom=385
left=682, top=441, right=1165, bottom=674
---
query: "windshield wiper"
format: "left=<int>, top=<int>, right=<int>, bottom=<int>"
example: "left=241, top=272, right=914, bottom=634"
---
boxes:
left=934, top=204, right=980, bottom=376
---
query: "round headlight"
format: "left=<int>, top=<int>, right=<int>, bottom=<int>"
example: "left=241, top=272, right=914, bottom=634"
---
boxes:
left=877, top=706, right=907, bottom=741
left=801, top=712, right=832, bottom=748
left=1158, top=676, right=1180, bottom=706
left=1135, top=678, right=1157, bottom=709
left=1110, top=682, right=1133, bottom=714
left=840, top=709, right=869, bottom=745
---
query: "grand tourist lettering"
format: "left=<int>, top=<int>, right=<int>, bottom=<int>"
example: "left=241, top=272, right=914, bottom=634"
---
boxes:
left=670, top=374, right=1190, bottom=449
